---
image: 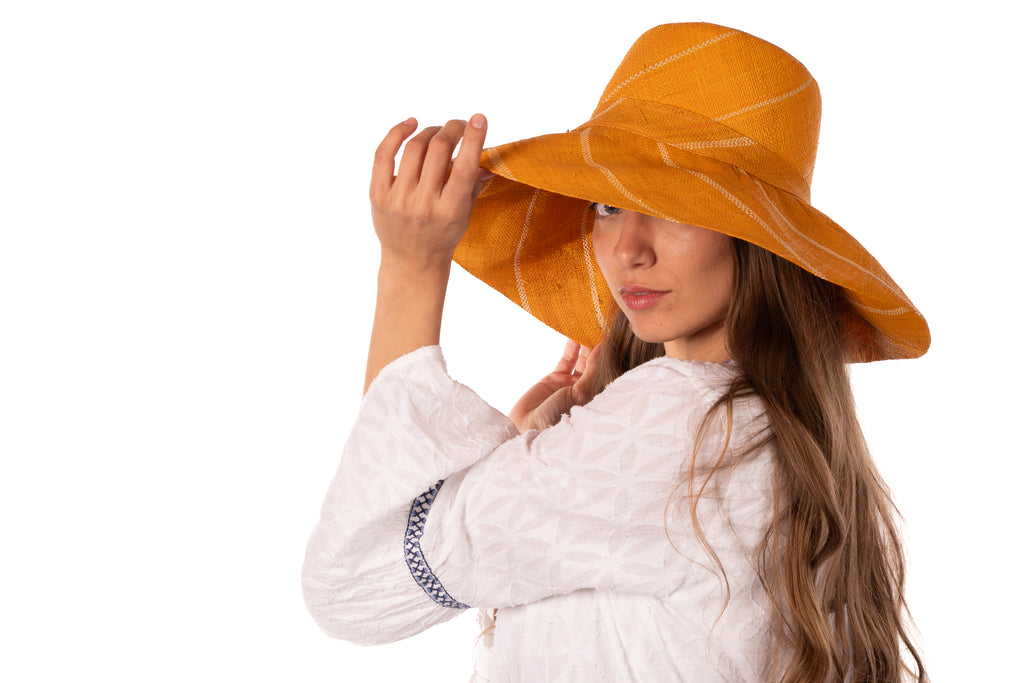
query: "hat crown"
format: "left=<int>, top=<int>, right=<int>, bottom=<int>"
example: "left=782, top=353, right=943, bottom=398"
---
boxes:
left=594, top=23, right=822, bottom=187
left=464, top=23, right=930, bottom=361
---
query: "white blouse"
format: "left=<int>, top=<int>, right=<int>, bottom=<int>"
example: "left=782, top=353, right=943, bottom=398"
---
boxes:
left=303, top=346, right=777, bottom=681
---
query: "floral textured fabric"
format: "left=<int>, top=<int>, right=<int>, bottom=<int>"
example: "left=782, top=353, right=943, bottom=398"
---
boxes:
left=303, top=346, right=777, bottom=681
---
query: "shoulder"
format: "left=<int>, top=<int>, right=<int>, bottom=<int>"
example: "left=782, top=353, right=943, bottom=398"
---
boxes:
left=587, top=356, right=741, bottom=414
left=539, top=357, right=743, bottom=446
left=569, top=357, right=770, bottom=450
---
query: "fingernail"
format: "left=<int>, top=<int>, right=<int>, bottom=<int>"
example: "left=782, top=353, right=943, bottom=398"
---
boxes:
left=470, top=114, right=486, bottom=129
left=402, top=117, right=416, bottom=127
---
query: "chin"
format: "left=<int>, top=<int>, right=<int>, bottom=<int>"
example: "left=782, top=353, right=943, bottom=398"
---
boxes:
left=626, top=322, right=673, bottom=346
left=626, top=317, right=730, bottom=361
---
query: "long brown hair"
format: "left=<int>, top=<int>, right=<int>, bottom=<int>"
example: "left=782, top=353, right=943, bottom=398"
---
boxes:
left=594, top=239, right=926, bottom=682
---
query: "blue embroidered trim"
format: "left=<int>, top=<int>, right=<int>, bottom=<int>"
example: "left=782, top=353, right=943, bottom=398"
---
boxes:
left=404, top=480, right=470, bottom=610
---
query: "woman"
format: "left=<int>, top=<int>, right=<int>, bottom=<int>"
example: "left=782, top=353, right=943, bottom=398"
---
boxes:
left=303, top=23, right=928, bottom=682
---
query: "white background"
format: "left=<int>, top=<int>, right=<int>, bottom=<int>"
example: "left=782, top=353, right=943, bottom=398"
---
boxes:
left=1, top=0, right=1019, bottom=681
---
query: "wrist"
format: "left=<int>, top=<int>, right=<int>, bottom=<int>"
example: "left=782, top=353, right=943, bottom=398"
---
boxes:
left=378, top=252, right=452, bottom=283
left=376, top=260, right=451, bottom=297
left=364, top=257, right=450, bottom=394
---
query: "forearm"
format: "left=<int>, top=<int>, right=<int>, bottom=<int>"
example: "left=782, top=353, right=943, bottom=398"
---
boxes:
left=361, top=114, right=487, bottom=392
left=364, top=257, right=451, bottom=393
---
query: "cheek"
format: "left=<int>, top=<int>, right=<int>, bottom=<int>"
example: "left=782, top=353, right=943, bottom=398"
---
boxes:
left=702, top=241, right=736, bottom=310
left=679, top=233, right=734, bottom=307
left=590, top=229, right=615, bottom=280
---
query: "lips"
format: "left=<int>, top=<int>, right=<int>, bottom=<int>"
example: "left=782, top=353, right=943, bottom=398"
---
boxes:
left=619, top=285, right=669, bottom=311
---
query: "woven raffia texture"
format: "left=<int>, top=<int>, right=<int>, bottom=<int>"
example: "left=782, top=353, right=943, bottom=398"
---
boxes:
left=456, top=23, right=929, bottom=361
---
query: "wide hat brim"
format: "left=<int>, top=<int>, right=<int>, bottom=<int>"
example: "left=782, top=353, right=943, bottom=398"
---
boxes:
left=454, top=28, right=929, bottom=362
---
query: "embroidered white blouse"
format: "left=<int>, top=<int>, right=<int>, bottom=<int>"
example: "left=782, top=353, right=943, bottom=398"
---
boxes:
left=303, top=346, right=777, bottom=682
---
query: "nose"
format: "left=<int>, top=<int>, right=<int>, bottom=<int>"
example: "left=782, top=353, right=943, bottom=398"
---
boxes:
left=612, top=211, right=656, bottom=270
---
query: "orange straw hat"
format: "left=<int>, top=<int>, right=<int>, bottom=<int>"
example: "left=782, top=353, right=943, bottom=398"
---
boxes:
left=455, top=22, right=929, bottom=362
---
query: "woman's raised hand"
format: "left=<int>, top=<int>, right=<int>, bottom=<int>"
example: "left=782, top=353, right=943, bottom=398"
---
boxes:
left=362, top=115, right=490, bottom=393
left=369, top=115, right=489, bottom=271
left=509, top=340, right=603, bottom=433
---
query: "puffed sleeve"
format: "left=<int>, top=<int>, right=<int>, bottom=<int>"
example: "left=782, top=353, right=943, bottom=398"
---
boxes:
left=302, top=346, right=520, bottom=644
left=302, top=345, right=763, bottom=644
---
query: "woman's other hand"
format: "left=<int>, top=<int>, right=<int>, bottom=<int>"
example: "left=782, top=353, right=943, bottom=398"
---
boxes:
left=509, top=340, right=603, bottom=433
left=369, top=115, right=490, bottom=271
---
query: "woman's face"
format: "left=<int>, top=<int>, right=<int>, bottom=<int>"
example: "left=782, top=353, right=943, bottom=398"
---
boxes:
left=590, top=204, right=735, bottom=363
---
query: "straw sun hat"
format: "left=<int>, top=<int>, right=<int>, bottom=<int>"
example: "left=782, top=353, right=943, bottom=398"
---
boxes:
left=454, top=22, right=929, bottom=362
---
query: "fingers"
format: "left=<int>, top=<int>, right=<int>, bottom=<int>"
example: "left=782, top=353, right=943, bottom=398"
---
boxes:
left=418, top=119, right=468, bottom=191
left=370, top=118, right=417, bottom=204
left=394, top=124, right=443, bottom=194
left=571, top=342, right=603, bottom=404
left=552, top=339, right=582, bottom=375
left=581, top=342, right=602, bottom=378
left=375, top=115, right=487, bottom=201
left=445, top=114, right=488, bottom=206
left=551, top=338, right=593, bottom=379
left=573, top=345, right=591, bottom=376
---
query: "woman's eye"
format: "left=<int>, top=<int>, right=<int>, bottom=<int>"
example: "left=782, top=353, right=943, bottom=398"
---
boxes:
left=588, top=202, right=621, bottom=218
